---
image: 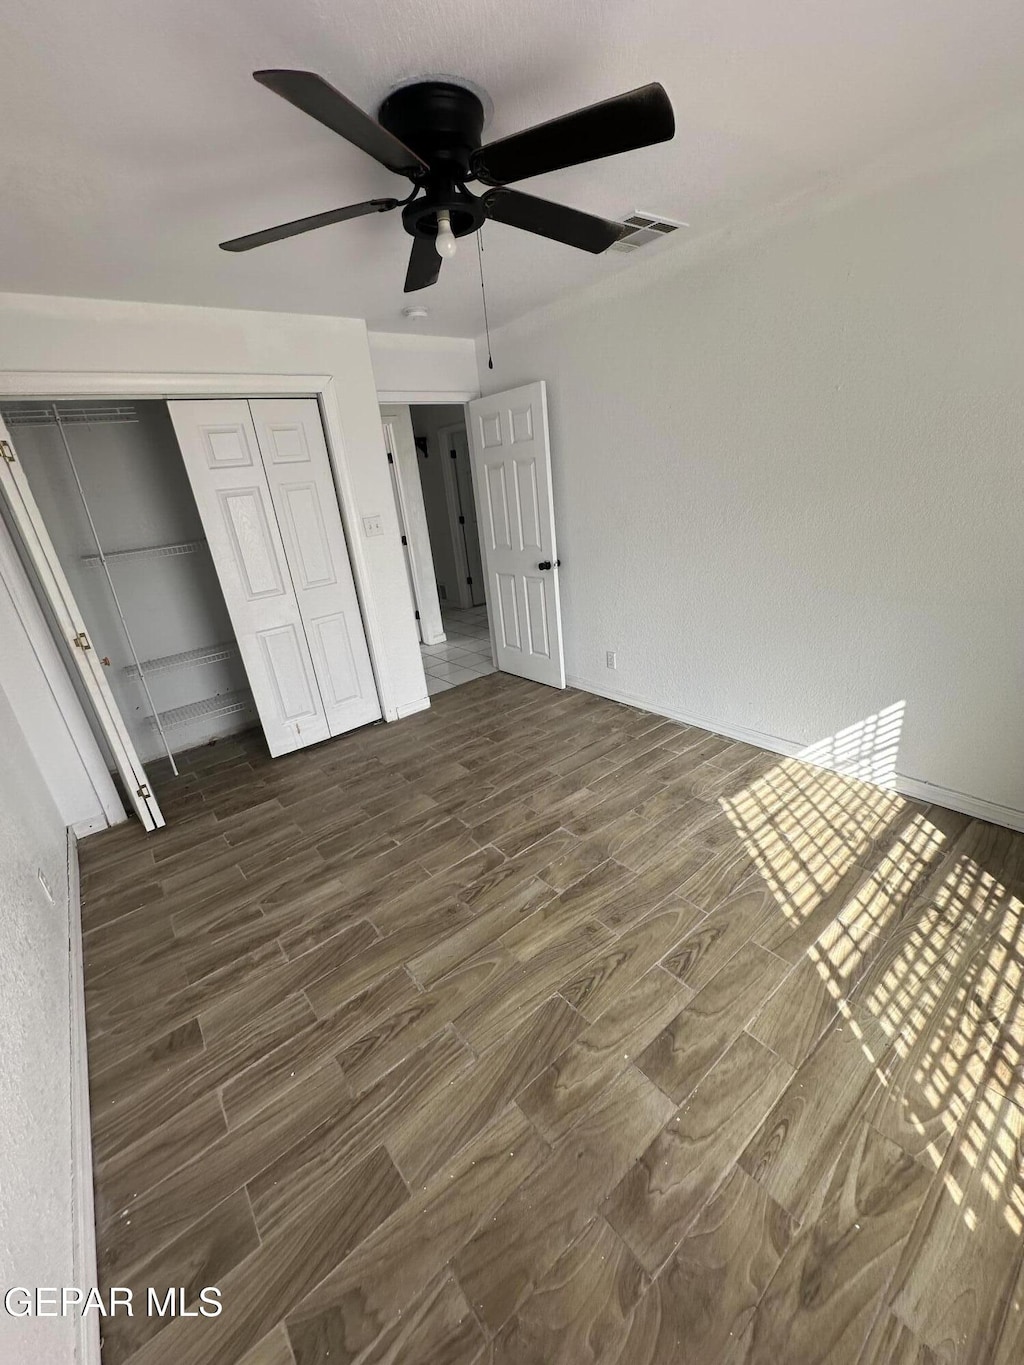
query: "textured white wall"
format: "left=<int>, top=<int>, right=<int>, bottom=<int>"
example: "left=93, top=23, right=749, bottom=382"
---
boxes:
left=368, top=332, right=479, bottom=398
left=0, top=293, right=426, bottom=725
left=0, top=687, right=76, bottom=1365
left=479, top=140, right=1024, bottom=820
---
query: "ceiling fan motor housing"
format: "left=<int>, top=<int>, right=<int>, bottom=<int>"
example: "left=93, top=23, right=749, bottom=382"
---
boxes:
left=378, top=81, right=487, bottom=239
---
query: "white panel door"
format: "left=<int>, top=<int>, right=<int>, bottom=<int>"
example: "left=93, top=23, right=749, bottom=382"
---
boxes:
left=167, top=400, right=330, bottom=757
left=250, top=399, right=381, bottom=736
left=0, top=416, right=165, bottom=829
left=466, top=382, right=565, bottom=688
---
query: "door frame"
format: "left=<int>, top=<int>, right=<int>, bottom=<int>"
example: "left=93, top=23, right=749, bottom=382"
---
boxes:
left=437, top=419, right=482, bottom=612
left=0, top=370, right=395, bottom=721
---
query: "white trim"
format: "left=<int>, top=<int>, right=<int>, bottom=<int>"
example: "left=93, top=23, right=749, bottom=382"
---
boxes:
left=0, top=369, right=396, bottom=727
left=892, top=776, right=1024, bottom=834
left=0, top=515, right=123, bottom=829
left=67, top=831, right=101, bottom=1365
left=72, top=815, right=110, bottom=839
left=395, top=695, right=431, bottom=719
left=376, top=389, right=478, bottom=404
left=566, top=673, right=1024, bottom=834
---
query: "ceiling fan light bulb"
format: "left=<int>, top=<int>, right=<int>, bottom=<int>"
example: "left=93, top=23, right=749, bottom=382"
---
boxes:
left=435, top=210, right=458, bottom=259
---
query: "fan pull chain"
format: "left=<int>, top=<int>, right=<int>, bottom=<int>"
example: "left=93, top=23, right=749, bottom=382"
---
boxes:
left=476, top=229, right=494, bottom=370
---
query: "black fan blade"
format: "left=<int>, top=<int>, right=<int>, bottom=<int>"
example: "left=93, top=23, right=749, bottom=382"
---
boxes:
left=404, top=233, right=441, bottom=292
left=482, top=188, right=625, bottom=254
left=471, top=82, right=674, bottom=187
left=220, top=198, right=398, bottom=252
left=253, top=70, right=428, bottom=178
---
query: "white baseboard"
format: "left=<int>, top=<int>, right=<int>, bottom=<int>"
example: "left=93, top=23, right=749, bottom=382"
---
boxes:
left=566, top=673, right=1024, bottom=834
left=67, top=832, right=101, bottom=1365
left=395, top=695, right=431, bottom=719
left=71, top=814, right=114, bottom=840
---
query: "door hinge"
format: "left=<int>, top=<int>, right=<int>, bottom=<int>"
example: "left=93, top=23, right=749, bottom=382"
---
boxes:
left=401, top=534, right=408, bottom=546
left=136, top=784, right=151, bottom=800
left=414, top=610, right=420, bottom=620
left=458, top=515, right=465, bottom=524
left=72, top=630, right=91, bottom=651
left=466, top=576, right=473, bottom=585
left=386, top=451, right=394, bottom=463
left=0, top=440, right=15, bottom=464
left=450, top=449, right=457, bottom=459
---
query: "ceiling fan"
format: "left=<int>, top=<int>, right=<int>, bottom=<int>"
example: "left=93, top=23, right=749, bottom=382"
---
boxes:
left=219, top=71, right=675, bottom=292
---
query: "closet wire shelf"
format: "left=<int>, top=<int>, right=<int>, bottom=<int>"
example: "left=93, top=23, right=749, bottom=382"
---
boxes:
left=125, top=641, right=238, bottom=679
left=150, top=691, right=254, bottom=730
left=82, top=538, right=207, bottom=567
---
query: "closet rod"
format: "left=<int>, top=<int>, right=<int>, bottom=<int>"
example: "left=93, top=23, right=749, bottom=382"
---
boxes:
left=50, top=404, right=180, bottom=777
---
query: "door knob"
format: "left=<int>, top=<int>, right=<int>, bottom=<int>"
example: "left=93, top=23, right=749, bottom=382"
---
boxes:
left=537, top=559, right=561, bottom=570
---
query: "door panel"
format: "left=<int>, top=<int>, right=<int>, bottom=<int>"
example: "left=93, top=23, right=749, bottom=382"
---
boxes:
left=0, top=415, right=165, bottom=829
left=467, top=382, right=565, bottom=688
left=168, top=399, right=330, bottom=756
left=250, top=398, right=381, bottom=737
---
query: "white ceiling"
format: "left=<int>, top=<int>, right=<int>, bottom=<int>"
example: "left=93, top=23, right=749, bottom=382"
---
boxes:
left=2, top=0, right=1023, bottom=337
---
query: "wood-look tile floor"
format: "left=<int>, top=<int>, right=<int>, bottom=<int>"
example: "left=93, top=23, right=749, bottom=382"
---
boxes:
left=79, top=674, right=1024, bottom=1365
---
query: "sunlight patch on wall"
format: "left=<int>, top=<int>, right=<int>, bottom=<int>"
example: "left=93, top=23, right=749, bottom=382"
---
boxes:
left=796, top=701, right=906, bottom=789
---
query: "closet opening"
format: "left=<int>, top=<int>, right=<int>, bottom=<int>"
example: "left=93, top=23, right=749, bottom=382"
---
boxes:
left=0, top=394, right=383, bottom=828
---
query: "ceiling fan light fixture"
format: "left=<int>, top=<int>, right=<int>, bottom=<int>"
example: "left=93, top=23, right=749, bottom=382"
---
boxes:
left=227, top=70, right=677, bottom=292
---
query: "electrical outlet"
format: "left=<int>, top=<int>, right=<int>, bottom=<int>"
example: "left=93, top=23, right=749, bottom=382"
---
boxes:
left=37, top=868, right=53, bottom=903
left=606, top=651, right=617, bottom=670
left=362, top=514, right=384, bottom=538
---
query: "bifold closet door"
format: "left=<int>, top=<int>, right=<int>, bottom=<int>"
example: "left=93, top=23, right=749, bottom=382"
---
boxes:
left=0, top=414, right=165, bottom=830
left=168, top=399, right=380, bottom=758
left=249, top=399, right=380, bottom=735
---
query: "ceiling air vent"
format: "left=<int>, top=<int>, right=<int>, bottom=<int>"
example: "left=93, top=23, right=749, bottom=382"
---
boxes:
left=610, top=211, right=688, bottom=252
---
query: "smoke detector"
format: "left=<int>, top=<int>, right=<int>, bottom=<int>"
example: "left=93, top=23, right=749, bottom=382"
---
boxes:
left=402, top=305, right=429, bottom=320
left=610, top=211, right=688, bottom=252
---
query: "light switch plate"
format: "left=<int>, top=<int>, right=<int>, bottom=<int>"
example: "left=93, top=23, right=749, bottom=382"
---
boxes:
left=362, top=514, right=384, bottom=537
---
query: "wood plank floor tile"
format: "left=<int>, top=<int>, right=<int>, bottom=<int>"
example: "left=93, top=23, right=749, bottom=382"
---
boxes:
left=125, top=1145, right=408, bottom=1365
left=285, top=1105, right=545, bottom=1365
left=621, top=1165, right=795, bottom=1364
left=637, top=940, right=789, bottom=1104
left=220, top=966, right=415, bottom=1128
left=100, top=1189, right=260, bottom=1365
left=489, top=1216, right=649, bottom=1365
left=453, top=1066, right=675, bottom=1333
left=856, top=1312, right=940, bottom=1365
left=98, top=1060, right=351, bottom=1283
left=739, top=1010, right=895, bottom=1222
left=235, top=1325, right=297, bottom=1365
left=92, top=995, right=314, bottom=1164
left=559, top=901, right=705, bottom=1022
left=603, top=1032, right=793, bottom=1273
left=736, top=1123, right=931, bottom=1365
left=246, top=1030, right=472, bottom=1241
left=388, top=996, right=584, bottom=1185
left=76, top=678, right=1024, bottom=1365
left=885, top=1081, right=1024, bottom=1362
left=518, top=967, right=691, bottom=1141
left=662, top=876, right=778, bottom=992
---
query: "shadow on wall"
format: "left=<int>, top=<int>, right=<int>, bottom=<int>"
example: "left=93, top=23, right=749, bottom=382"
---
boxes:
left=718, top=709, right=1024, bottom=1353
